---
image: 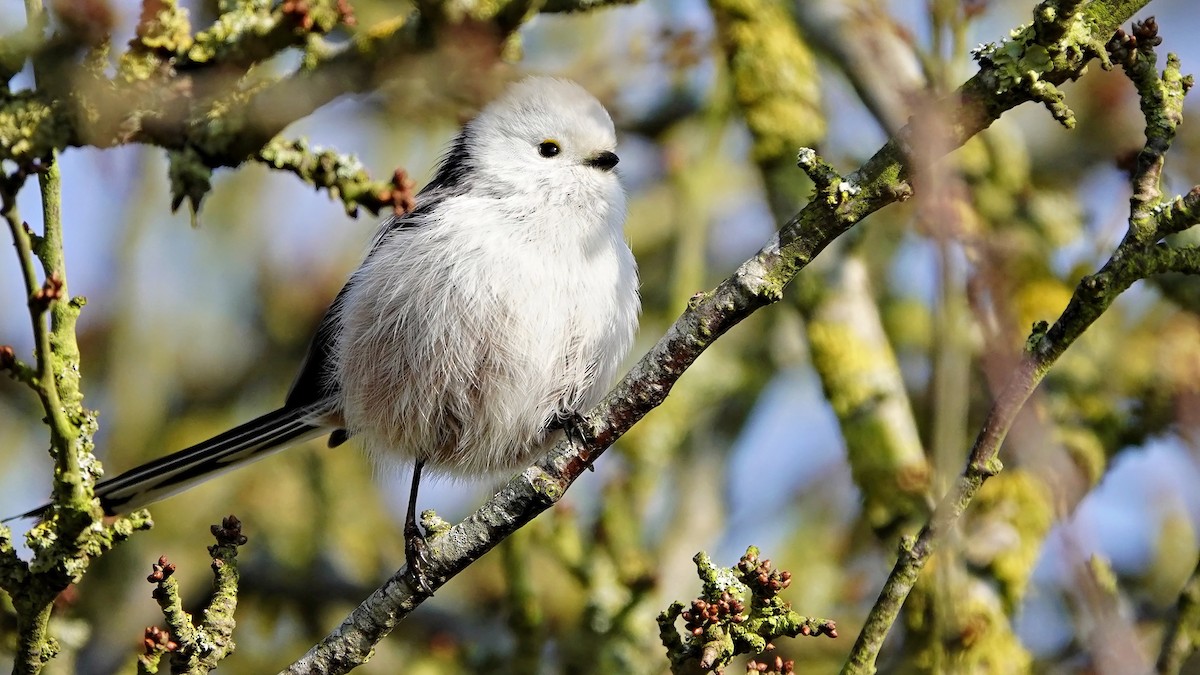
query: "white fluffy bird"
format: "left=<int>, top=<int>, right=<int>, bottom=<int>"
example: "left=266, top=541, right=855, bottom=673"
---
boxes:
left=14, top=77, right=640, bottom=591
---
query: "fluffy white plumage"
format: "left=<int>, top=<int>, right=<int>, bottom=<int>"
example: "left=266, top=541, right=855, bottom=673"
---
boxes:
left=334, top=77, right=640, bottom=476
left=7, top=76, right=639, bottom=522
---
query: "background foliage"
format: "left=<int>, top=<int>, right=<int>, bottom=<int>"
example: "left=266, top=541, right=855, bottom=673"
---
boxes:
left=2, top=0, right=1200, bottom=673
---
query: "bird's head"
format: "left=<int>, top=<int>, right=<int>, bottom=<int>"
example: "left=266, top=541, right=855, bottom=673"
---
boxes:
left=448, top=77, right=622, bottom=199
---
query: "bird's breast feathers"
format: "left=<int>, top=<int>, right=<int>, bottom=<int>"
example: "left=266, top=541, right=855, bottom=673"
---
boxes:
left=333, top=189, right=638, bottom=475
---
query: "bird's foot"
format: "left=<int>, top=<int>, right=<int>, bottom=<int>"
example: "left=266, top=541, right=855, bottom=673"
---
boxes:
left=556, top=410, right=596, bottom=450
left=555, top=410, right=600, bottom=472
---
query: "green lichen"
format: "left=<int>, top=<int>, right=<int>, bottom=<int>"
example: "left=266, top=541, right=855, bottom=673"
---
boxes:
left=964, top=471, right=1053, bottom=610
left=186, top=6, right=277, bottom=65
left=709, top=0, right=824, bottom=164
left=116, top=0, right=191, bottom=83
left=903, top=551, right=1034, bottom=674
left=167, top=147, right=214, bottom=214
left=660, top=548, right=837, bottom=673
left=184, top=0, right=348, bottom=68
left=528, top=468, right=565, bottom=502
left=421, top=510, right=452, bottom=539
left=970, top=5, right=1112, bottom=129
left=758, top=263, right=797, bottom=302
left=0, top=91, right=70, bottom=164
left=805, top=318, right=928, bottom=532
left=134, top=0, right=194, bottom=55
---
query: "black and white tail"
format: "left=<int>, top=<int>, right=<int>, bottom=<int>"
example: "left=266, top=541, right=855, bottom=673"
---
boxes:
left=6, top=406, right=327, bottom=521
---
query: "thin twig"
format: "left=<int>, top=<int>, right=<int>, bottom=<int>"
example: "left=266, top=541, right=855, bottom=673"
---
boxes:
left=146, top=516, right=248, bottom=673
left=1157, top=556, right=1200, bottom=675
left=843, top=17, right=1197, bottom=671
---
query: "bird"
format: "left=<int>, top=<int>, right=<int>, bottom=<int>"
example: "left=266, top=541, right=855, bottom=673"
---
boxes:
left=8, top=76, right=641, bottom=592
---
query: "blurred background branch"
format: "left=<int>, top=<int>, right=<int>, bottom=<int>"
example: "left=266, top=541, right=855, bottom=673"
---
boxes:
left=3, top=0, right=1200, bottom=674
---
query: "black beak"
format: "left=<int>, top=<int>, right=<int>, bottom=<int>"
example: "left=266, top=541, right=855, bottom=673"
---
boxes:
left=586, top=151, right=619, bottom=171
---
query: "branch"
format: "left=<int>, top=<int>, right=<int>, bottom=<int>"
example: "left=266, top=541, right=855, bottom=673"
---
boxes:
left=793, top=248, right=931, bottom=536
left=0, top=7, right=155, bottom=663
left=277, top=2, right=1154, bottom=671
left=7, top=0, right=651, bottom=215
left=658, top=548, right=837, bottom=673
left=709, top=0, right=825, bottom=165
left=1, top=158, right=132, bottom=674
left=1156, top=186, right=1200, bottom=238
left=255, top=138, right=417, bottom=217
left=1108, top=18, right=1192, bottom=242
left=2, top=170, right=68, bottom=466
left=1157, top=556, right=1200, bottom=675
left=843, top=14, right=1196, bottom=673
left=541, top=0, right=640, bottom=12
left=142, top=516, right=248, bottom=674
left=1, top=6, right=474, bottom=215
left=172, top=0, right=357, bottom=70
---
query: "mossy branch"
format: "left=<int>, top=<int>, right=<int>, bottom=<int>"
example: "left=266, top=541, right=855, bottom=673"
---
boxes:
left=3, top=3, right=464, bottom=215
left=658, top=548, right=837, bottom=673
left=0, top=6, right=157, bottom=663
left=256, top=138, right=417, bottom=217
left=2, top=156, right=154, bottom=674
left=141, top=516, right=248, bottom=674
left=843, top=15, right=1199, bottom=674
left=1157, top=556, right=1200, bottom=675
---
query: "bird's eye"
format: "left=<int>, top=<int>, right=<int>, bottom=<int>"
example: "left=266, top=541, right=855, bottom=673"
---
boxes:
left=537, top=140, right=561, bottom=158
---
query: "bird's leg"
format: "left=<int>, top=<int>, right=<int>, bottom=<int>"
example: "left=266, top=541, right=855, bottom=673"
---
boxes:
left=404, top=459, right=434, bottom=595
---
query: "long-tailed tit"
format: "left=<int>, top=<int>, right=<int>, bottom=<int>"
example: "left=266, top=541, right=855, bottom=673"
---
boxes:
left=11, top=77, right=640, bottom=591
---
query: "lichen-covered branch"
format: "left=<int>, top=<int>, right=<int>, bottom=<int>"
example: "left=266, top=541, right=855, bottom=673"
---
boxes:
left=707, top=0, right=825, bottom=166
left=174, top=0, right=356, bottom=70
left=142, top=516, right=248, bottom=674
left=794, top=258, right=932, bottom=535
left=1108, top=18, right=1190, bottom=242
left=2, top=169, right=67, bottom=469
left=31, top=160, right=89, bottom=510
left=1157, top=556, right=1200, bottom=675
left=146, top=557, right=195, bottom=658
left=657, top=548, right=837, bottom=674
left=0, top=10, right=157, bottom=659
left=256, top=138, right=417, bottom=217
left=2, top=3, right=480, bottom=215
left=2, top=156, right=153, bottom=674
left=843, top=16, right=1198, bottom=674
left=708, top=0, right=827, bottom=244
